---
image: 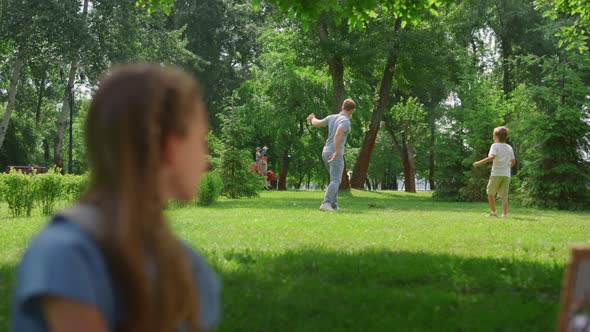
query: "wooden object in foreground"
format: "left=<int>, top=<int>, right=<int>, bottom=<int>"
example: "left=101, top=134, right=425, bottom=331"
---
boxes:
left=558, top=246, right=590, bottom=332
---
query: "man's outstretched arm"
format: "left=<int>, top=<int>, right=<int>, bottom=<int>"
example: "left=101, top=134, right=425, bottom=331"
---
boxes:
left=307, top=113, right=326, bottom=127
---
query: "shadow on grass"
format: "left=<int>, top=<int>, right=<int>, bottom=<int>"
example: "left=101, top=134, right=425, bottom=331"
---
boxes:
left=210, top=248, right=564, bottom=332
left=0, top=263, right=15, bottom=331
left=0, top=248, right=566, bottom=332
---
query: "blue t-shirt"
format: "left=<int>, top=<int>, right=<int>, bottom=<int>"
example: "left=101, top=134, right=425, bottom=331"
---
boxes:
left=12, top=217, right=221, bottom=331
left=322, top=112, right=352, bottom=155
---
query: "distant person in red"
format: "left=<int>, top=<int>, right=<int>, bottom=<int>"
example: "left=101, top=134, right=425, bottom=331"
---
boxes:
left=254, top=147, right=262, bottom=176
left=247, top=162, right=258, bottom=174
left=259, top=147, right=269, bottom=189
left=266, top=170, right=277, bottom=190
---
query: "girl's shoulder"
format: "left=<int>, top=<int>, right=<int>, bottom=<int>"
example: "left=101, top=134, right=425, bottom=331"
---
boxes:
left=12, top=217, right=118, bottom=332
left=23, top=216, right=102, bottom=262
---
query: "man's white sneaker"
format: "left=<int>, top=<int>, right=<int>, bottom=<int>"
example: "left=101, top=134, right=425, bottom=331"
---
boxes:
left=501, top=214, right=507, bottom=218
left=320, top=203, right=334, bottom=212
left=487, top=212, right=498, bottom=217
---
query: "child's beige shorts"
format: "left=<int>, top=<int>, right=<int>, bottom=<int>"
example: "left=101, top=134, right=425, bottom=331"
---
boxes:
left=486, top=176, right=511, bottom=198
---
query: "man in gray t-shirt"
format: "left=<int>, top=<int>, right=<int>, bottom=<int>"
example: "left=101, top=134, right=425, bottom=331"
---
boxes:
left=307, top=98, right=356, bottom=211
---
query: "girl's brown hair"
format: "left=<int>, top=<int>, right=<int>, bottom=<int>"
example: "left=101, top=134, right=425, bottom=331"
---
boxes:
left=84, top=65, right=203, bottom=331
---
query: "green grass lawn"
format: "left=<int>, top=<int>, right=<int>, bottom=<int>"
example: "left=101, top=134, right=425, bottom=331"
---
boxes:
left=1, top=190, right=589, bottom=331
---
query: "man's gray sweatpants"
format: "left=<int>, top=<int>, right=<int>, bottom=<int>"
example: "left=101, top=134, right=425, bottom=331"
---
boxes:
left=322, top=150, right=344, bottom=208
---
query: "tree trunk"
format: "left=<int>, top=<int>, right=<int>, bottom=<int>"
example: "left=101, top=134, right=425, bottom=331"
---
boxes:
left=501, top=39, right=512, bottom=96
left=317, top=14, right=350, bottom=192
left=54, top=65, right=78, bottom=167
left=350, top=19, right=402, bottom=189
left=339, top=160, right=350, bottom=192
left=384, top=114, right=415, bottom=193
left=349, top=52, right=398, bottom=188
left=328, top=54, right=345, bottom=115
left=54, top=0, right=88, bottom=168
left=278, top=148, right=290, bottom=191
left=296, top=172, right=303, bottom=189
left=428, top=117, right=435, bottom=190
left=0, top=56, right=23, bottom=150
left=402, top=141, right=416, bottom=193
left=317, top=15, right=345, bottom=115
left=43, top=138, right=51, bottom=166
left=35, top=73, right=47, bottom=126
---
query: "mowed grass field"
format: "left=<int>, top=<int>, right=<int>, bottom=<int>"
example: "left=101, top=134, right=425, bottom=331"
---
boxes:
left=1, top=190, right=589, bottom=331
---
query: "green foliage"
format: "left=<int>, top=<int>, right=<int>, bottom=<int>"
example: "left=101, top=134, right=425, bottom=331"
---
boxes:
left=207, top=131, right=224, bottom=170
left=0, top=175, right=4, bottom=202
left=536, top=0, right=590, bottom=53
left=171, top=0, right=265, bottom=131
left=135, top=0, right=174, bottom=15
left=458, top=76, right=504, bottom=201
left=0, top=169, right=90, bottom=216
left=2, top=0, right=589, bottom=210
left=388, top=97, right=428, bottom=145
left=366, top=131, right=402, bottom=190
left=62, top=172, right=89, bottom=203
left=0, top=168, right=35, bottom=217
left=226, top=26, right=332, bottom=190
left=287, top=136, right=327, bottom=189
left=264, top=0, right=449, bottom=30
left=432, top=107, right=467, bottom=201
left=217, top=106, right=262, bottom=198
left=385, top=97, right=428, bottom=192
left=510, top=54, right=590, bottom=210
left=197, top=171, right=223, bottom=206
left=34, top=168, right=63, bottom=215
left=219, top=146, right=262, bottom=199
left=458, top=166, right=488, bottom=202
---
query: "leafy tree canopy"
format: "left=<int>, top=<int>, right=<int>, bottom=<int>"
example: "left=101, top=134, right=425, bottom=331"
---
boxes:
left=536, top=0, right=590, bottom=52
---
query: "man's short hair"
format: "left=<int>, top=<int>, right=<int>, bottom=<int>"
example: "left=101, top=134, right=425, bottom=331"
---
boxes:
left=342, top=98, right=356, bottom=111
left=494, top=126, right=509, bottom=143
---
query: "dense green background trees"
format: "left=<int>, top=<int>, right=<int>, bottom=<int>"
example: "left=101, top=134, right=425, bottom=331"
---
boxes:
left=1, top=0, right=589, bottom=208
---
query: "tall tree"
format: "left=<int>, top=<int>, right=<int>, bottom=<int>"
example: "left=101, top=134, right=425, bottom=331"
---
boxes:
left=535, top=0, right=590, bottom=53
left=267, top=0, right=449, bottom=191
left=53, top=0, right=89, bottom=170
left=512, top=52, right=590, bottom=209
left=315, top=12, right=355, bottom=191
left=172, top=0, right=266, bottom=131
left=350, top=7, right=461, bottom=189
left=0, top=0, right=81, bottom=153
left=0, top=57, right=23, bottom=150
left=349, top=18, right=402, bottom=189
left=384, top=97, right=427, bottom=193
left=0, top=0, right=48, bottom=151
left=229, top=28, right=331, bottom=190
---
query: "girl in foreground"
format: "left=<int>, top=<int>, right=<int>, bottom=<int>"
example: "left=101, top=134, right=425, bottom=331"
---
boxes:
left=12, top=65, right=221, bottom=332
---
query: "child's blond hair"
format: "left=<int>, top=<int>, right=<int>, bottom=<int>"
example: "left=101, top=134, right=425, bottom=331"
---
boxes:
left=494, top=126, right=509, bottom=143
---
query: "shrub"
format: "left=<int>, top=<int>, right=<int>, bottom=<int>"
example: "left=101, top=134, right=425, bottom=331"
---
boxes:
left=197, top=171, right=223, bottom=206
left=35, top=168, right=64, bottom=215
left=458, top=167, right=489, bottom=202
left=0, top=168, right=36, bottom=217
left=0, top=178, right=4, bottom=202
left=63, top=172, right=90, bottom=203
left=219, top=147, right=261, bottom=199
